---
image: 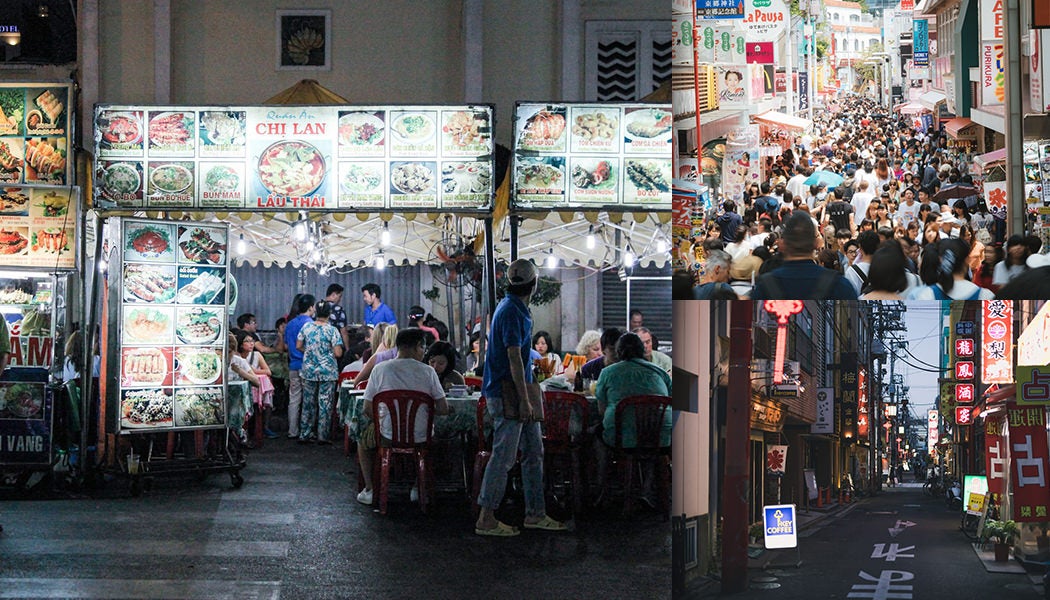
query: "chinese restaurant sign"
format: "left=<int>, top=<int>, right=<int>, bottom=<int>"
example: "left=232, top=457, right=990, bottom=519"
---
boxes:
left=840, top=352, right=858, bottom=441
left=116, top=218, right=231, bottom=433
left=1016, top=366, right=1050, bottom=406
left=1006, top=403, right=1050, bottom=521
left=982, top=300, right=1013, bottom=384
left=512, top=102, right=671, bottom=211
left=857, top=367, right=868, bottom=439
left=984, top=413, right=1006, bottom=500
left=927, top=409, right=939, bottom=456
left=0, top=185, right=77, bottom=269
left=93, top=105, right=494, bottom=212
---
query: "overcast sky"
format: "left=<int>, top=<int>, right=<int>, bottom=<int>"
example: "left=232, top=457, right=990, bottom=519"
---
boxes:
left=900, top=302, right=947, bottom=421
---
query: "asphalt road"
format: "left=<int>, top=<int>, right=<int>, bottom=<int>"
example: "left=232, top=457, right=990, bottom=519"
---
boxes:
left=721, top=484, right=1043, bottom=599
left=0, top=436, right=669, bottom=599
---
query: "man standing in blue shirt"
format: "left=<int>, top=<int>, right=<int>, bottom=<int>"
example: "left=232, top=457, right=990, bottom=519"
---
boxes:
left=283, top=294, right=315, bottom=439
left=475, top=259, right=566, bottom=536
left=361, top=283, right=396, bottom=327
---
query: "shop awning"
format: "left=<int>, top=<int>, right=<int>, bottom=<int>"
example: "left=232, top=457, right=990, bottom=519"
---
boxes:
left=974, top=147, right=1007, bottom=171
left=944, top=117, right=976, bottom=140
left=918, top=90, right=947, bottom=112
left=895, top=102, right=928, bottom=115
left=752, top=110, right=813, bottom=133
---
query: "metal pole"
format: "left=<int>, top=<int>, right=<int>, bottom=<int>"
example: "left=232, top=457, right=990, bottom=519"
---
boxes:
left=786, top=22, right=795, bottom=116
left=808, top=17, right=815, bottom=122
left=721, top=301, right=753, bottom=594
left=1005, top=0, right=1024, bottom=238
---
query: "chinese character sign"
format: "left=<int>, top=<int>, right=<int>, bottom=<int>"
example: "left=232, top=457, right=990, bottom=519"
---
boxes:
left=984, top=413, right=1006, bottom=499
left=1007, top=403, right=1049, bottom=522
left=697, top=0, right=746, bottom=19
left=927, top=409, right=939, bottom=456
left=857, top=368, right=869, bottom=439
left=955, top=338, right=975, bottom=357
left=982, top=300, right=1013, bottom=384
left=955, top=361, right=974, bottom=380
left=956, top=405, right=974, bottom=426
left=956, top=383, right=975, bottom=404
left=1017, top=366, right=1050, bottom=406
left=841, top=353, right=858, bottom=440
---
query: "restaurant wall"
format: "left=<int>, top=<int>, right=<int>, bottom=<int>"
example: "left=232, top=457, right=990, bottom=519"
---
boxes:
left=98, top=0, right=156, bottom=105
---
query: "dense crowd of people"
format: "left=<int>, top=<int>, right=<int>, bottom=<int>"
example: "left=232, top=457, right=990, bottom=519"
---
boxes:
left=676, top=95, right=1050, bottom=300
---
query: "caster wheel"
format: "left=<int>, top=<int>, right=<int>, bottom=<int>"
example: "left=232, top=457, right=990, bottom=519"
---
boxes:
left=230, top=473, right=244, bottom=489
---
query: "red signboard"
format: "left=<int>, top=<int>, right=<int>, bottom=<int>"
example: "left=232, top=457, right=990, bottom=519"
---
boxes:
left=901, top=0, right=915, bottom=10
left=1007, top=403, right=1050, bottom=522
left=746, top=41, right=775, bottom=64
left=982, top=301, right=1013, bottom=384
left=1035, top=0, right=1050, bottom=29
left=984, top=413, right=1006, bottom=499
left=955, top=405, right=974, bottom=426
left=955, top=361, right=974, bottom=380
left=956, top=383, right=975, bottom=404
left=955, top=338, right=974, bottom=357
left=858, top=368, right=869, bottom=439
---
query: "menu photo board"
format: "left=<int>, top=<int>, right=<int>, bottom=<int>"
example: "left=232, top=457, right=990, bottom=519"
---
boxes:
left=117, top=218, right=230, bottom=433
left=0, top=83, right=73, bottom=188
left=93, top=104, right=495, bottom=212
left=511, top=102, right=672, bottom=211
left=0, top=185, right=78, bottom=269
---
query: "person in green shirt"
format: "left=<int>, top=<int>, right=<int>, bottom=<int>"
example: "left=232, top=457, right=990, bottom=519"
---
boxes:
left=596, top=332, right=672, bottom=449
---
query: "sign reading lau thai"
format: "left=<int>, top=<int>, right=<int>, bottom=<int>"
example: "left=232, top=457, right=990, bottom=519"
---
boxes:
left=763, top=504, right=797, bottom=549
left=93, top=104, right=495, bottom=212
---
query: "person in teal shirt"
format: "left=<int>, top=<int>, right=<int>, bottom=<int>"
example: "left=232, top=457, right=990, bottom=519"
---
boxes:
left=595, top=332, right=671, bottom=449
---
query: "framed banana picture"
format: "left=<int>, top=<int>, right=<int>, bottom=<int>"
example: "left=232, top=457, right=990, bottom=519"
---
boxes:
left=276, top=9, right=331, bottom=71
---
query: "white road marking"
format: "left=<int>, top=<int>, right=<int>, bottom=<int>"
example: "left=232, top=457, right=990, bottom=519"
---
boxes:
left=847, top=570, right=914, bottom=599
left=871, top=543, right=915, bottom=562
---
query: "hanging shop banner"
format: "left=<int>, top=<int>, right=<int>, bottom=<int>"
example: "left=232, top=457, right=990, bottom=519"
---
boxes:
left=927, top=409, right=939, bottom=456
left=697, top=0, right=745, bottom=19
left=747, top=41, right=775, bottom=65
left=93, top=104, right=495, bottom=212
left=0, top=83, right=74, bottom=188
left=798, top=72, right=809, bottom=113
left=983, top=180, right=1008, bottom=221
left=117, top=218, right=231, bottom=433
left=984, top=413, right=1006, bottom=499
left=1016, top=366, right=1050, bottom=406
left=913, top=20, right=929, bottom=67
left=721, top=125, right=761, bottom=202
left=980, top=0, right=1004, bottom=41
left=744, top=0, right=788, bottom=43
left=812, top=386, right=834, bottom=434
left=981, top=43, right=1005, bottom=106
left=512, top=102, right=670, bottom=211
left=0, top=185, right=77, bottom=269
left=981, top=300, right=1013, bottom=384
left=766, top=444, right=788, bottom=475
left=716, top=64, right=751, bottom=109
left=857, top=367, right=869, bottom=439
left=901, top=0, right=915, bottom=9
left=1006, top=402, right=1050, bottom=522
left=695, top=22, right=747, bottom=65
left=1017, top=300, right=1050, bottom=366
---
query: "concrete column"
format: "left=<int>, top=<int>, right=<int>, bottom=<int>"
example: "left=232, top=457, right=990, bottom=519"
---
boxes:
left=77, top=0, right=100, bottom=151
left=153, top=0, right=171, bottom=104
left=463, top=0, right=483, bottom=102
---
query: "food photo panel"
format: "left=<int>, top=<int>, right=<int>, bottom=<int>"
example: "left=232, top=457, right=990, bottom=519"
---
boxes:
left=123, top=263, right=177, bottom=304
left=389, top=110, right=437, bottom=157
left=147, top=110, right=196, bottom=156
left=176, top=265, right=227, bottom=305
left=439, top=109, right=492, bottom=157
left=175, top=307, right=224, bottom=346
left=122, top=306, right=175, bottom=346
left=98, top=161, right=144, bottom=207
left=124, top=221, right=176, bottom=263
left=337, top=110, right=386, bottom=158
left=120, top=388, right=174, bottom=430
left=198, top=110, right=247, bottom=157
left=176, top=225, right=227, bottom=265
left=174, top=347, right=224, bottom=387
left=120, top=347, right=174, bottom=389
left=96, top=110, right=144, bottom=157
left=174, top=386, right=224, bottom=428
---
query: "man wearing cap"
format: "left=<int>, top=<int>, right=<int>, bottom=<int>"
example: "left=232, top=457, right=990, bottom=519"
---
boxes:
left=475, top=259, right=566, bottom=536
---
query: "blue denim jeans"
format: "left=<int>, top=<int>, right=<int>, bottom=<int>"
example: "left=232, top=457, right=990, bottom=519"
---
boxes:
left=477, top=394, right=546, bottom=518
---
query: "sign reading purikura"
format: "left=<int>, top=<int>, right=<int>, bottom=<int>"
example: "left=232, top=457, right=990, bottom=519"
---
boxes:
left=93, top=104, right=495, bottom=212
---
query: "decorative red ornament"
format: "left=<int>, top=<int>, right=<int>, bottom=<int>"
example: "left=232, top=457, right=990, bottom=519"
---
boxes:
left=764, top=301, right=804, bottom=384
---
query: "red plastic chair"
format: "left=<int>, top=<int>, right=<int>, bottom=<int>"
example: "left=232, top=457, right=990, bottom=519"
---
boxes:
left=340, top=372, right=362, bottom=457
left=541, top=391, right=590, bottom=515
left=338, top=371, right=359, bottom=385
left=464, top=375, right=483, bottom=391
left=471, top=396, right=489, bottom=518
left=370, top=389, right=436, bottom=516
left=607, top=394, right=671, bottom=518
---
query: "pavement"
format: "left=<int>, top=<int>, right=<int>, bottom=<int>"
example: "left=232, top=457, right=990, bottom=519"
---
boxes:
left=0, top=434, right=670, bottom=599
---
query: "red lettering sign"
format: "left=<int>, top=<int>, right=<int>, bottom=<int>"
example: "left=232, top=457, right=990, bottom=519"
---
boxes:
left=956, top=383, right=975, bottom=404
left=955, top=361, right=974, bottom=380
left=955, top=338, right=974, bottom=357
left=956, top=406, right=973, bottom=426
left=1007, top=403, right=1050, bottom=521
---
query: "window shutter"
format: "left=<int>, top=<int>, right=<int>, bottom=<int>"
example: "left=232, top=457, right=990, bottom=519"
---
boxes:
left=587, top=21, right=671, bottom=101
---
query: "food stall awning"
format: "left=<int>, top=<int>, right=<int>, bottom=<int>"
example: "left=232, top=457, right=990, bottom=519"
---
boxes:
left=944, top=117, right=976, bottom=139
left=918, top=90, right=947, bottom=112
left=752, top=110, right=813, bottom=133
left=974, top=147, right=1006, bottom=171
left=895, top=102, right=928, bottom=115
left=264, top=79, right=349, bottom=105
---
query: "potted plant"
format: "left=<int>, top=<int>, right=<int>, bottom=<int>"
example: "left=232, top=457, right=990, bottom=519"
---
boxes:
left=749, top=521, right=765, bottom=546
left=983, top=519, right=1020, bottom=562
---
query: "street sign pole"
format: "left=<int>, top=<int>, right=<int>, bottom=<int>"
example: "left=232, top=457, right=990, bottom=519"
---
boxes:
left=1005, top=0, right=1024, bottom=238
left=722, top=301, right=754, bottom=594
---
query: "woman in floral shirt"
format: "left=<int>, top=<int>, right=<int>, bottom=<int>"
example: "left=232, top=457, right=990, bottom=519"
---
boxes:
left=296, top=301, right=343, bottom=444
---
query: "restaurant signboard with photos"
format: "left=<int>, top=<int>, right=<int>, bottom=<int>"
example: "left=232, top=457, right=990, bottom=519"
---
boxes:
left=0, top=185, right=77, bottom=269
left=0, top=83, right=73, bottom=188
left=511, top=102, right=672, bottom=211
left=116, top=218, right=231, bottom=433
left=92, top=105, right=494, bottom=212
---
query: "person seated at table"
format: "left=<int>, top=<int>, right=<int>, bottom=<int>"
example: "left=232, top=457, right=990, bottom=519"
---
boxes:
left=234, top=313, right=275, bottom=353
left=236, top=330, right=277, bottom=439
left=227, top=333, right=261, bottom=447
left=352, top=324, right=399, bottom=387
left=532, top=330, right=562, bottom=375
left=576, top=329, right=603, bottom=362
left=407, top=305, right=441, bottom=344
left=579, top=327, right=622, bottom=381
left=465, top=332, right=483, bottom=376
left=356, top=328, right=449, bottom=506
left=423, top=341, right=465, bottom=391
left=595, top=332, right=672, bottom=507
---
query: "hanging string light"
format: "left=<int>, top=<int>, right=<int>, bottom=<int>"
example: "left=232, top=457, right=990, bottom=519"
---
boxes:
left=236, top=233, right=247, bottom=256
left=546, top=247, right=557, bottom=269
left=374, top=249, right=386, bottom=270
left=380, top=221, right=391, bottom=247
left=586, top=224, right=596, bottom=250
left=623, top=242, right=636, bottom=268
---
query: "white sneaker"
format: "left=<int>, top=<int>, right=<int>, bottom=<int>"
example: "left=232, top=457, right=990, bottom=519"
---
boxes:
left=410, top=485, right=419, bottom=503
left=357, top=489, right=373, bottom=505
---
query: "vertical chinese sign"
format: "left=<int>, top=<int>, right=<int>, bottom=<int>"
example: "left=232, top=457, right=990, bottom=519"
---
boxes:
left=840, top=352, right=858, bottom=441
left=927, top=409, right=939, bottom=457
left=1007, top=403, right=1049, bottom=521
left=857, top=367, right=868, bottom=439
left=982, top=300, right=1013, bottom=384
left=984, top=413, right=1006, bottom=504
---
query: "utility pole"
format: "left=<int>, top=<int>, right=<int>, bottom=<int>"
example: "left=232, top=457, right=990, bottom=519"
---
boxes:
left=722, top=301, right=753, bottom=594
left=1004, top=0, right=1024, bottom=237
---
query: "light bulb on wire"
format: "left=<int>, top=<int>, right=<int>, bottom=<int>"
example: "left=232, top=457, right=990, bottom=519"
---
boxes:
left=236, top=234, right=246, bottom=256
left=656, top=237, right=669, bottom=254
left=546, top=250, right=557, bottom=270
left=586, top=225, right=596, bottom=250
left=293, top=220, right=307, bottom=242
left=375, top=251, right=385, bottom=270
left=380, top=222, right=391, bottom=247
left=623, top=246, right=635, bottom=267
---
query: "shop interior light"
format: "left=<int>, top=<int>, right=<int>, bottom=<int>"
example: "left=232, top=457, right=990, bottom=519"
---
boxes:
left=236, top=234, right=246, bottom=256
left=311, top=249, right=322, bottom=262
left=586, top=225, right=596, bottom=250
left=380, top=222, right=391, bottom=247
left=374, top=250, right=385, bottom=270
left=623, top=244, right=635, bottom=267
left=546, top=248, right=557, bottom=270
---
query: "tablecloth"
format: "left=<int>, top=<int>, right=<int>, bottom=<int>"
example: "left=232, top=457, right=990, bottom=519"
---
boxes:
left=338, top=384, right=480, bottom=442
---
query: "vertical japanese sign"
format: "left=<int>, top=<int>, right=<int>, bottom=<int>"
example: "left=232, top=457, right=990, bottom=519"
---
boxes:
left=982, top=300, right=1013, bottom=384
left=840, top=352, right=858, bottom=441
left=798, top=72, right=809, bottom=112
left=1006, top=403, right=1050, bottom=522
left=984, top=413, right=1006, bottom=500
left=913, top=20, right=929, bottom=67
left=812, top=386, right=834, bottom=434
left=927, top=409, right=939, bottom=456
left=857, top=367, right=869, bottom=439
left=980, top=0, right=1005, bottom=106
